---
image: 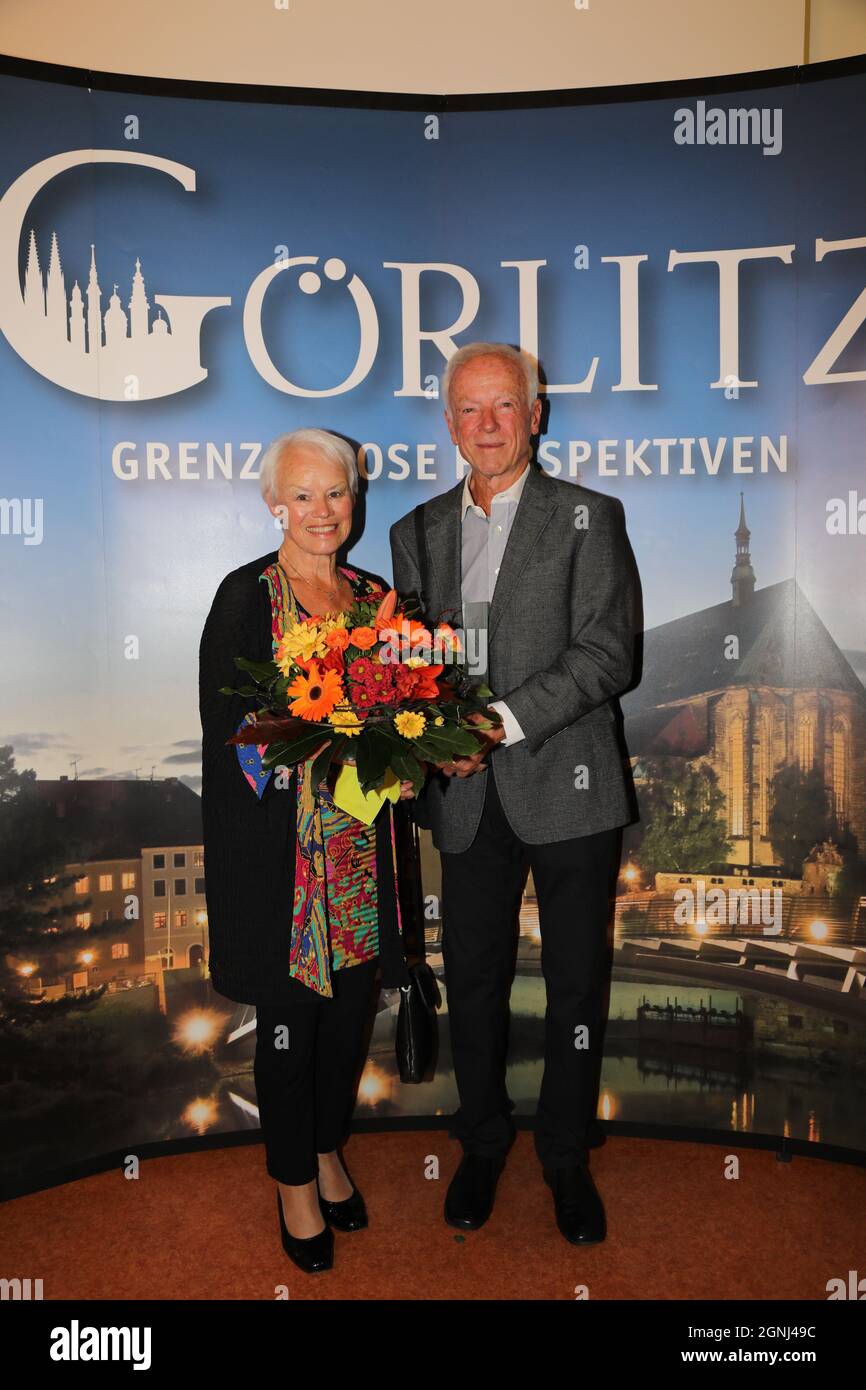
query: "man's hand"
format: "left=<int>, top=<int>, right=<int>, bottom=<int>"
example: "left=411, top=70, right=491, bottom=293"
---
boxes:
left=438, top=710, right=506, bottom=778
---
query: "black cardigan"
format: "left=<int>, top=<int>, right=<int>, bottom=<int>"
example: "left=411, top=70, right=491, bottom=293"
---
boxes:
left=198, top=549, right=411, bottom=1005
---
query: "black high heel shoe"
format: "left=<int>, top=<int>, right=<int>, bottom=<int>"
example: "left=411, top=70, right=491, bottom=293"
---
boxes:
left=318, top=1170, right=368, bottom=1232
left=276, top=1188, right=334, bottom=1273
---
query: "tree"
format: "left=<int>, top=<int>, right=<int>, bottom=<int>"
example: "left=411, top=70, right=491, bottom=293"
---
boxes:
left=828, top=824, right=866, bottom=907
left=635, top=757, right=731, bottom=879
left=768, top=764, right=833, bottom=877
left=0, top=746, right=124, bottom=1009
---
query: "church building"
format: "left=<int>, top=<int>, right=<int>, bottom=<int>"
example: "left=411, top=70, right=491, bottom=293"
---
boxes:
left=621, top=498, right=866, bottom=869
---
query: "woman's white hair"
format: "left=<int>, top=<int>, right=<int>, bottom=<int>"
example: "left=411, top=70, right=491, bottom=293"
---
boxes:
left=441, top=342, right=539, bottom=416
left=259, top=428, right=359, bottom=505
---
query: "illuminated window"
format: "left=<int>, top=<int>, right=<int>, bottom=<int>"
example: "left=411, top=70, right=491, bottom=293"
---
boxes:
left=74, top=877, right=89, bottom=895
left=121, top=871, right=136, bottom=889
left=832, top=718, right=849, bottom=822
left=755, top=714, right=770, bottom=836
left=111, top=942, right=130, bottom=959
left=797, top=715, right=814, bottom=771
left=153, top=912, right=167, bottom=931
left=728, top=713, right=745, bottom=837
left=193, top=850, right=204, bottom=868
left=75, top=912, right=91, bottom=928
left=175, top=910, right=188, bottom=929
left=98, top=874, right=113, bottom=892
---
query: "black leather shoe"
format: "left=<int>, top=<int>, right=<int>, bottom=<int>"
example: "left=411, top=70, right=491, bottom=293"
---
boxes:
left=444, top=1153, right=505, bottom=1230
left=319, top=1183, right=368, bottom=1232
left=543, top=1164, right=606, bottom=1245
left=276, top=1189, right=334, bottom=1273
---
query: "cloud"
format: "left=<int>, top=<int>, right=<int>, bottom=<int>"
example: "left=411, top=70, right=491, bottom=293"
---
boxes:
left=0, top=731, right=74, bottom=755
left=163, top=747, right=203, bottom=766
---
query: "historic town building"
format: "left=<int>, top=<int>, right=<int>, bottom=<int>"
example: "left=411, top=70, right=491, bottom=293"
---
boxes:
left=621, top=498, right=866, bottom=869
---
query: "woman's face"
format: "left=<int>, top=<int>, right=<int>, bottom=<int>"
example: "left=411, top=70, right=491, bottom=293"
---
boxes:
left=268, top=446, right=354, bottom=556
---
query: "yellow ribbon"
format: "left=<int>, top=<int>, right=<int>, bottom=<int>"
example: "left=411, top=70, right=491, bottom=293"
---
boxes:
left=330, top=762, right=402, bottom=825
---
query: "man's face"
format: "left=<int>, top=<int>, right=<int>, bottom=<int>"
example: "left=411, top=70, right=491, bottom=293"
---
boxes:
left=445, top=354, right=542, bottom=480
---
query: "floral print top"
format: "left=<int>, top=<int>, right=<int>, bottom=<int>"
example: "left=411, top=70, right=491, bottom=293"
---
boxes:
left=234, top=562, right=386, bottom=996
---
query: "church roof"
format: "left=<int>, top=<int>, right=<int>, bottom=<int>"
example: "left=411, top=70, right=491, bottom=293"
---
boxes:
left=622, top=577, right=865, bottom=716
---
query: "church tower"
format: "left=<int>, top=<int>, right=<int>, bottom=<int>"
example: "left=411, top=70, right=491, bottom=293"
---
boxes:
left=730, top=492, right=756, bottom=607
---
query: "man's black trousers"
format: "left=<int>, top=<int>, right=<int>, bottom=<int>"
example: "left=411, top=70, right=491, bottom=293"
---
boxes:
left=439, top=763, right=620, bottom=1170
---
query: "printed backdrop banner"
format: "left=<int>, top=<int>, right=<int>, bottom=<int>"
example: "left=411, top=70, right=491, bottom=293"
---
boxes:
left=1, top=60, right=865, bottom=1195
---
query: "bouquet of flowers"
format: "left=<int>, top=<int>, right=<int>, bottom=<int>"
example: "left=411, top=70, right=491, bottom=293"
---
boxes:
left=222, top=586, right=501, bottom=800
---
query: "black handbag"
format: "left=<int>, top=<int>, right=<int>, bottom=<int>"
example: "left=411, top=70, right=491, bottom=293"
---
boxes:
left=396, top=960, right=441, bottom=1085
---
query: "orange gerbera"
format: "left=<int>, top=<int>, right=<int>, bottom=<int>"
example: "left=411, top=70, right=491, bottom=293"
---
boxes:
left=379, top=617, right=433, bottom=650
left=435, top=623, right=461, bottom=654
left=349, top=626, right=378, bottom=650
left=286, top=661, right=344, bottom=721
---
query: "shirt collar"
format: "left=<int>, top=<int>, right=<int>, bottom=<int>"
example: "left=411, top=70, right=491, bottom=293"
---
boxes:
left=460, top=461, right=531, bottom=520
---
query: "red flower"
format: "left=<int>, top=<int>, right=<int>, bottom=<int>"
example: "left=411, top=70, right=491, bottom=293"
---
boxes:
left=350, top=685, right=377, bottom=708
left=319, top=648, right=345, bottom=675
left=413, top=664, right=444, bottom=699
left=394, top=665, right=420, bottom=698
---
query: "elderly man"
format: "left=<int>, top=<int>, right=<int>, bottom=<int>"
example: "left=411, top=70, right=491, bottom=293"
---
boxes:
left=389, top=342, right=638, bottom=1245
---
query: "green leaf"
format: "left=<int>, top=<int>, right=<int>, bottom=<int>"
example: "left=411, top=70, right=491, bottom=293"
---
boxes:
left=310, top=737, right=341, bottom=787
left=388, top=747, right=427, bottom=795
left=418, top=725, right=481, bottom=756
left=234, top=656, right=279, bottom=682
left=262, top=729, right=330, bottom=766
left=355, top=730, right=392, bottom=793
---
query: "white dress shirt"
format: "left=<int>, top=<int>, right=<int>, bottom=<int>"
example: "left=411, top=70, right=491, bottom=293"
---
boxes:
left=460, top=463, right=528, bottom=747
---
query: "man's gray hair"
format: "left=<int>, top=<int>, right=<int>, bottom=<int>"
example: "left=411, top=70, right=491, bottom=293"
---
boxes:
left=259, top=428, right=359, bottom=504
left=442, top=342, right=539, bottom=415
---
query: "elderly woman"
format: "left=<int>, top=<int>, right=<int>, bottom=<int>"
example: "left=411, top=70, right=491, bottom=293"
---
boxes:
left=199, top=427, right=415, bottom=1275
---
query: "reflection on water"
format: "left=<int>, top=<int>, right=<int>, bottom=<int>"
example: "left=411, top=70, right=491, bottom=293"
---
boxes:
left=173, top=973, right=866, bottom=1154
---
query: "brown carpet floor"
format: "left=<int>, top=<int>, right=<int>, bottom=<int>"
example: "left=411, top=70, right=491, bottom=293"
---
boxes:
left=2, top=1132, right=863, bottom=1300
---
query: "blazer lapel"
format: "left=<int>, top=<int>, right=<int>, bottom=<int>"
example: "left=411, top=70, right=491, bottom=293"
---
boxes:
left=423, top=462, right=557, bottom=643
left=425, top=479, right=464, bottom=624
left=488, top=464, right=557, bottom=643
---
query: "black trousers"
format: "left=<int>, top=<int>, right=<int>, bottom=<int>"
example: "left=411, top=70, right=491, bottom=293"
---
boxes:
left=253, top=957, right=379, bottom=1185
left=440, top=765, right=619, bottom=1171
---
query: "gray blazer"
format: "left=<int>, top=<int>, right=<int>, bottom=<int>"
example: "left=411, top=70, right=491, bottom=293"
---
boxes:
left=389, top=461, right=639, bottom=853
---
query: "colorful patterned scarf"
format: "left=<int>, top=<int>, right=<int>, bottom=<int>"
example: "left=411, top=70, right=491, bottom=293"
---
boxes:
left=243, top=561, right=386, bottom=998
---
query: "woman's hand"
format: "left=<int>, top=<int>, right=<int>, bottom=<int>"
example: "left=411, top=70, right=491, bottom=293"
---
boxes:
left=398, top=779, right=415, bottom=800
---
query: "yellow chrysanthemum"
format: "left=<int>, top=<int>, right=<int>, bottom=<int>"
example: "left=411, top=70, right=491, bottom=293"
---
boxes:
left=276, top=620, right=329, bottom=671
left=320, top=613, right=348, bottom=634
left=327, top=706, right=364, bottom=737
left=404, top=655, right=430, bottom=669
left=394, top=710, right=427, bottom=739
left=433, top=716, right=444, bottom=726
